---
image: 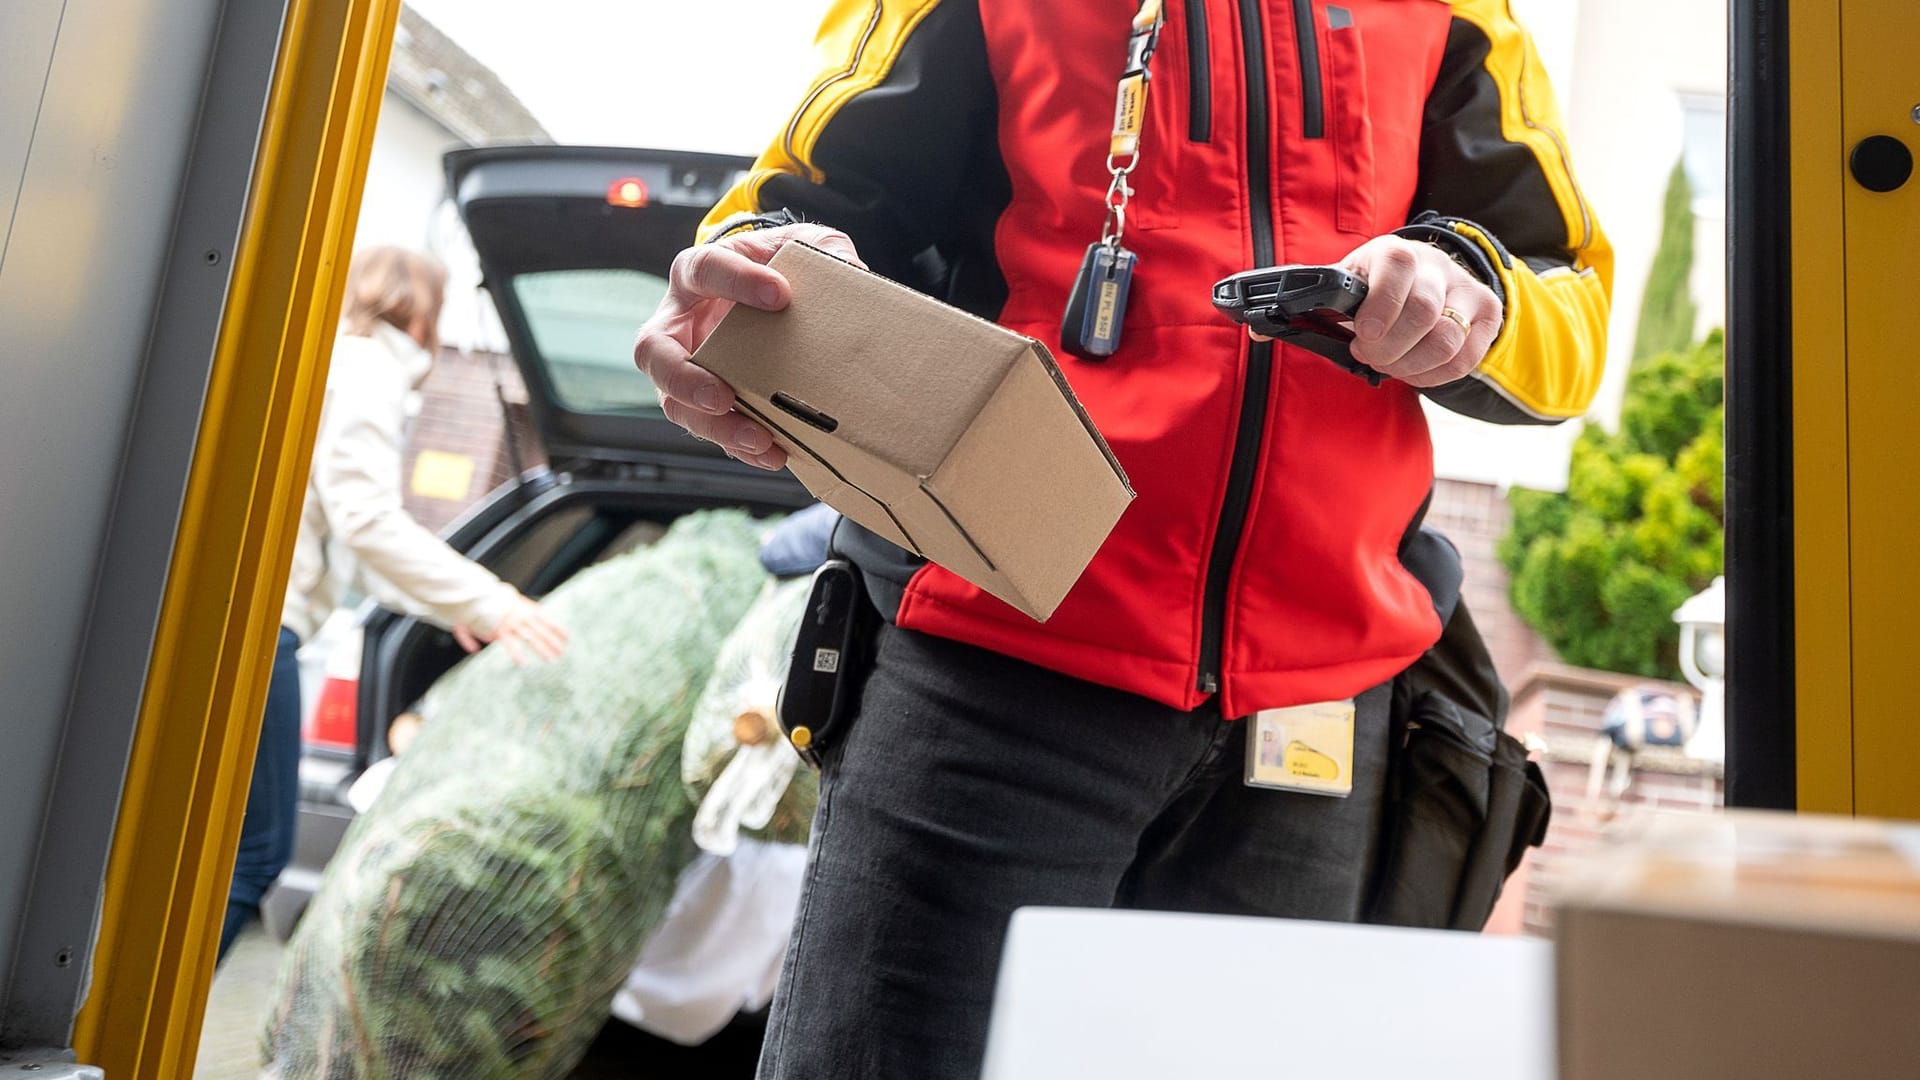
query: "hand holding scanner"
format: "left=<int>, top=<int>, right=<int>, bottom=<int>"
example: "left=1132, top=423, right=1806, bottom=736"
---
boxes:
left=1210, top=265, right=1381, bottom=386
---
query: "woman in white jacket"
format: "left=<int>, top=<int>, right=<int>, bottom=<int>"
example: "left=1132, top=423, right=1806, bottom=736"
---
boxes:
left=221, top=247, right=568, bottom=959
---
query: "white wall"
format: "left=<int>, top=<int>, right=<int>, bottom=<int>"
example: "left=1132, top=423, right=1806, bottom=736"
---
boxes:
left=352, top=90, right=507, bottom=351
left=1427, top=0, right=1585, bottom=492
left=354, top=91, right=456, bottom=252
left=1428, top=0, right=1727, bottom=491
left=1566, top=0, right=1728, bottom=423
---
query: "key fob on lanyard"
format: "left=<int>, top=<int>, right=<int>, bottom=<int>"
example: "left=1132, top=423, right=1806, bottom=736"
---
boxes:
left=1063, top=0, right=1160, bottom=361
left=1061, top=241, right=1138, bottom=360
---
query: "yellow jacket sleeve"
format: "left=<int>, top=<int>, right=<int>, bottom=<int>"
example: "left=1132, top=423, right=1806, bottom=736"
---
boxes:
left=697, top=0, right=998, bottom=291
left=1415, top=0, right=1615, bottom=425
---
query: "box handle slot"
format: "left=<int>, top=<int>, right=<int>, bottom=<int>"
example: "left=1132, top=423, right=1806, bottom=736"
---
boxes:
left=772, top=392, right=839, bottom=434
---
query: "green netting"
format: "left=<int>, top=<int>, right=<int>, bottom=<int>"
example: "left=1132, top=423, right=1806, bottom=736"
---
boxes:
left=682, top=576, right=818, bottom=851
left=263, top=510, right=771, bottom=1079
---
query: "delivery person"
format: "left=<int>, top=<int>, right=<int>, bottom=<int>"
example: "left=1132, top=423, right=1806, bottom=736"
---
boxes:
left=633, top=2, right=1611, bottom=1075
left=221, top=247, right=569, bottom=961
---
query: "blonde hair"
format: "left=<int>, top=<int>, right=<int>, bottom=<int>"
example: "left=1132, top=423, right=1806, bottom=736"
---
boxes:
left=341, top=246, right=448, bottom=350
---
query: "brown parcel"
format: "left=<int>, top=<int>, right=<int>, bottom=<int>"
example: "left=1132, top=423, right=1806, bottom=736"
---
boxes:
left=1552, top=809, right=1920, bottom=1080
left=689, top=241, right=1134, bottom=621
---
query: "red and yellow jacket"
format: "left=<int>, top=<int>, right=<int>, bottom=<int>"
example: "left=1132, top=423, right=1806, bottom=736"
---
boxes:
left=702, top=0, right=1612, bottom=717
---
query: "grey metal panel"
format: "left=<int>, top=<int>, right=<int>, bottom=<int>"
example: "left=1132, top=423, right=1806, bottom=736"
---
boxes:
left=0, top=11, right=72, bottom=1016
left=0, top=1045, right=105, bottom=1079
left=0, top=0, right=289, bottom=1054
left=0, top=1, right=67, bottom=263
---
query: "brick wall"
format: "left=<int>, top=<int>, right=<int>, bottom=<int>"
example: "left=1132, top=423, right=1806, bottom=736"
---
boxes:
left=1427, top=478, right=1549, bottom=690
left=1424, top=480, right=1727, bottom=938
left=1494, top=665, right=1724, bottom=937
left=400, top=348, right=546, bottom=533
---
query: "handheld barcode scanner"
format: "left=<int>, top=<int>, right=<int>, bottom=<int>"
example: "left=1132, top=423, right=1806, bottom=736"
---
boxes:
left=1210, top=265, right=1381, bottom=386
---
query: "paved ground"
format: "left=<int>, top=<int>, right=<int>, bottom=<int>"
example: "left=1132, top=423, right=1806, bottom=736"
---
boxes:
left=192, top=924, right=765, bottom=1077
left=194, top=926, right=282, bottom=1078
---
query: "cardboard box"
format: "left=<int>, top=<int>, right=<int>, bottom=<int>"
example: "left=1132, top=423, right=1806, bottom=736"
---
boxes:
left=1551, top=809, right=1920, bottom=1080
left=690, top=241, right=1134, bottom=621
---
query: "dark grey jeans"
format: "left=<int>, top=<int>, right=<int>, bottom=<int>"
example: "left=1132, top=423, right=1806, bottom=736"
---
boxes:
left=757, top=625, right=1390, bottom=1079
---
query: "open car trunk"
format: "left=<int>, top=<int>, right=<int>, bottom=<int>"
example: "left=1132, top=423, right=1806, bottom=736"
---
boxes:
left=351, top=145, right=811, bottom=766
left=265, top=149, right=813, bottom=1070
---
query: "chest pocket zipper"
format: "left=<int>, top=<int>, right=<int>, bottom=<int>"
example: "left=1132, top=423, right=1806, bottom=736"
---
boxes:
left=1292, top=0, right=1326, bottom=139
left=1184, top=0, right=1212, bottom=142
left=1321, top=4, right=1378, bottom=234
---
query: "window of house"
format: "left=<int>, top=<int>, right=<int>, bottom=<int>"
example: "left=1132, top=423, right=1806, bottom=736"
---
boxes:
left=1679, top=92, right=1728, bottom=218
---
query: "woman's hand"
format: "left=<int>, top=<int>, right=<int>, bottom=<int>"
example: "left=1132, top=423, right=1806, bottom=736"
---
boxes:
left=453, top=594, right=569, bottom=666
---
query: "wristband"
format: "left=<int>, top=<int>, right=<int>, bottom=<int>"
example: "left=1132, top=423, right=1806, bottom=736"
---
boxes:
left=706, top=208, right=802, bottom=243
left=1393, top=212, right=1507, bottom=309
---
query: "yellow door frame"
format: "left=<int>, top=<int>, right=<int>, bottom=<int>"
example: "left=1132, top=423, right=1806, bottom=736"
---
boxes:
left=1786, top=0, right=1852, bottom=814
left=70, top=0, right=399, bottom=1073
left=1759, top=0, right=1920, bottom=819
left=1822, top=0, right=1920, bottom=819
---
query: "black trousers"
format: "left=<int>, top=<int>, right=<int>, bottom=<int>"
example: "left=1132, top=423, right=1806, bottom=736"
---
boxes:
left=758, top=624, right=1391, bottom=1079
left=221, top=625, right=302, bottom=962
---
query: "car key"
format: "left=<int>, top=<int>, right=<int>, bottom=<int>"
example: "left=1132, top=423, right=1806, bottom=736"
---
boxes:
left=1062, top=241, right=1139, bottom=360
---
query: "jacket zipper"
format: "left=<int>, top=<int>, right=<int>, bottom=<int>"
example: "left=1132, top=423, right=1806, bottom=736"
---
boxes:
left=1292, top=0, right=1325, bottom=139
left=1196, top=0, right=1278, bottom=696
left=1515, top=46, right=1593, bottom=249
left=782, top=1, right=884, bottom=176
left=1184, top=0, right=1212, bottom=142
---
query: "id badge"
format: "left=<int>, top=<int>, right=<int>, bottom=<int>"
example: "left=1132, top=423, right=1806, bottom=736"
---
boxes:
left=1060, top=241, right=1137, bottom=360
left=1244, top=700, right=1356, bottom=797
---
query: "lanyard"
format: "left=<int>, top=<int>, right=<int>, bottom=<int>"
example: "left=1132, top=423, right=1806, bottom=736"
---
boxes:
left=1062, top=0, right=1165, bottom=360
left=1101, top=0, right=1166, bottom=247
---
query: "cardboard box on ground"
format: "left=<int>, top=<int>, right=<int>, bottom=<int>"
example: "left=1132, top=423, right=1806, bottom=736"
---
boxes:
left=1551, top=809, right=1920, bottom=1080
left=691, top=241, right=1134, bottom=621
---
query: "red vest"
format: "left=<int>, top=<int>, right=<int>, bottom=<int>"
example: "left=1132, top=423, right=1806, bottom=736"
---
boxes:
left=895, top=2, right=1456, bottom=716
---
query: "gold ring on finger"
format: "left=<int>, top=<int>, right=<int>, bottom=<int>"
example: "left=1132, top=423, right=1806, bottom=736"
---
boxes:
left=1441, top=307, right=1471, bottom=332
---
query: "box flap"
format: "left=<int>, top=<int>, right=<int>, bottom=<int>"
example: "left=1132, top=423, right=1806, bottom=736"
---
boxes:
left=1551, top=809, right=1920, bottom=939
left=925, top=346, right=1136, bottom=617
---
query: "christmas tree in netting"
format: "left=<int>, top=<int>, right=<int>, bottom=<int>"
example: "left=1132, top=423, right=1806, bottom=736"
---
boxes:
left=263, top=509, right=776, bottom=1079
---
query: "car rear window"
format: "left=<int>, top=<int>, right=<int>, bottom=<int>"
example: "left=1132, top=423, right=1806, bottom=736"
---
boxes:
left=512, top=269, right=670, bottom=414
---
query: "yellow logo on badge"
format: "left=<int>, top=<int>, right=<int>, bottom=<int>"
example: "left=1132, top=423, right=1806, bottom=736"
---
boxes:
left=1284, top=740, right=1341, bottom=781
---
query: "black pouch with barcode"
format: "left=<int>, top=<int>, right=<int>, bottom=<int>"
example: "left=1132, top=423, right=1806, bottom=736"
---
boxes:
left=776, top=558, right=880, bottom=768
left=1365, top=533, right=1553, bottom=931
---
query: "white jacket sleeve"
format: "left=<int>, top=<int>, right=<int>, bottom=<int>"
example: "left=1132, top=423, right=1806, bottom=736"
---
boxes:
left=314, top=341, right=519, bottom=635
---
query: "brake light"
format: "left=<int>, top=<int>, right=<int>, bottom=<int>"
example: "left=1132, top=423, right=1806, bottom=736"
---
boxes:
left=607, top=177, right=649, bottom=208
left=305, top=675, right=359, bottom=751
